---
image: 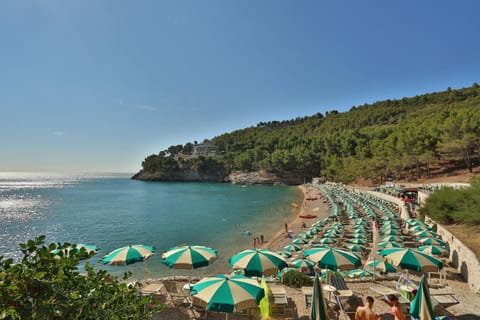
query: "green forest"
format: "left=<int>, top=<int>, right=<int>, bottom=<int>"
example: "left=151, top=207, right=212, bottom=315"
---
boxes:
left=135, top=83, right=480, bottom=184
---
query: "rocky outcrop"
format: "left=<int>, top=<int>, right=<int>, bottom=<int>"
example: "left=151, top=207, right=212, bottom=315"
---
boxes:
left=132, top=169, right=304, bottom=185
left=131, top=170, right=225, bottom=182
left=227, top=171, right=303, bottom=185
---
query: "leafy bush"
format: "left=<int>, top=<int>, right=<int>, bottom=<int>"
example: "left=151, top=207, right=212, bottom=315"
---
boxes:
left=0, top=236, right=164, bottom=319
left=281, top=270, right=313, bottom=287
left=420, top=177, right=480, bottom=224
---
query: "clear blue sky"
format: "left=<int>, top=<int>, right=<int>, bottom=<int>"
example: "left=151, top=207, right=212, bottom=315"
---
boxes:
left=1, top=0, right=479, bottom=173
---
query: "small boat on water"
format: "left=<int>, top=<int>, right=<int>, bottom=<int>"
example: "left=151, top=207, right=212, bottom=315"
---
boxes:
left=299, top=214, right=317, bottom=219
left=306, top=197, right=318, bottom=201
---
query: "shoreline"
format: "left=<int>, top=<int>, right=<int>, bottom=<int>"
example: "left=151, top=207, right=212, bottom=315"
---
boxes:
left=259, top=184, right=330, bottom=252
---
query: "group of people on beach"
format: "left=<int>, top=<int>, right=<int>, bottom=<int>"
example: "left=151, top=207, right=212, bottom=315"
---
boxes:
left=355, top=295, right=406, bottom=320
left=253, top=234, right=264, bottom=248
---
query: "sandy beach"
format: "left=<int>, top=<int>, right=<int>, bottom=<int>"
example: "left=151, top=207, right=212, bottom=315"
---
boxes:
left=150, top=184, right=480, bottom=319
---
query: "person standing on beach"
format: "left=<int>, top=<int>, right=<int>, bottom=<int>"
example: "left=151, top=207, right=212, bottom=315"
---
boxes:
left=355, top=296, right=381, bottom=320
left=388, top=295, right=406, bottom=320
left=260, top=234, right=264, bottom=243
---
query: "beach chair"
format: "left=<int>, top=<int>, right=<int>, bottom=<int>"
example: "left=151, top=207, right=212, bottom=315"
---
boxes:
left=329, top=275, right=353, bottom=297
left=268, top=284, right=291, bottom=315
left=163, top=280, right=189, bottom=306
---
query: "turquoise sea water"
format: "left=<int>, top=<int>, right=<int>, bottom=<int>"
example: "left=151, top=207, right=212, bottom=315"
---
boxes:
left=0, top=172, right=301, bottom=279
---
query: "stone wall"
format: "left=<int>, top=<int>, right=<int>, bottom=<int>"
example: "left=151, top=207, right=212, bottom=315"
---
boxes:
left=429, top=217, right=480, bottom=294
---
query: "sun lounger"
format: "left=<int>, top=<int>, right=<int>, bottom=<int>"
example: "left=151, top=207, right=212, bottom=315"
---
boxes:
left=268, top=284, right=290, bottom=315
left=329, top=276, right=353, bottom=297
left=139, top=283, right=166, bottom=296
left=369, top=284, right=410, bottom=305
left=301, top=286, right=313, bottom=307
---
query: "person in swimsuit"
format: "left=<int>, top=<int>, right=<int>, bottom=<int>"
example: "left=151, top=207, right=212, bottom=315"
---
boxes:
left=355, top=296, right=381, bottom=320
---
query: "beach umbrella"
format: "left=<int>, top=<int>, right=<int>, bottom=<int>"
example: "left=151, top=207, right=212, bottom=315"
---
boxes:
left=418, top=237, right=446, bottom=246
left=303, top=247, right=361, bottom=271
left=316, top=237, right=337, bottom=244
left=345, top=269, right=373, bottom=278
left=379, top=248, right=443, bottom=272
left=381, top=229, right=402, bottom=236
left=299, top=233, right=313, bottom=239
left=343, top=244, right=367, bottom=253
left=365, top=259, right=397, bottom=273
left=381, top=224, right=400, bottom=230
left=51, top=244, right=99, bottom=258
left=101, top=245, right=155, bottom=266
left=310, top=274, right=328, bottom=320
left=418, top=245, right=449, bottom=257
left=414, top=230, right=439, bottom=238
left=408, top=225, right=430, bottom=232
left=377, top=241, right=404, bottom=249
left=350, top=233, right=367, bottom=239
left=229, top=248, right=287, bottom=277
left=348, top=238, right=366, bottom=245
left=284, top=244, right=302, bottom=252
left=161, top=245, right=217, bottom=270
left=410, top=275, right=435, bottom=320
left=381, top=235, right=405, bottom=242
left=290, top=258, right=315, bottom=269
left=293, top=238, right=309, bottom=245
left=191, top=274, right=265, bottom=314
left=406, top=218, right=420, bottom=225
left=276, top=251, right=292, bottom=258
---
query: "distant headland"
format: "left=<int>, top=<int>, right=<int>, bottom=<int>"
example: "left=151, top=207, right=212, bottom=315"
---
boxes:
left=132, top=83, right=480, bottom=185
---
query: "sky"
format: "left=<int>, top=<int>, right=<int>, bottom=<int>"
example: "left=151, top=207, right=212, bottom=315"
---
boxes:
left=1, top=0, right=480, bottom=173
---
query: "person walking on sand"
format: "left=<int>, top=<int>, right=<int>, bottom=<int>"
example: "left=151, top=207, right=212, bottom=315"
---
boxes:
left=388, top=295, right=406, bottom=320
left=355, top=296, right=381, bottom=320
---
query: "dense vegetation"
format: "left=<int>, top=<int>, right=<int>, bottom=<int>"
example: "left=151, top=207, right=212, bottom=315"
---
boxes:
left=420, top=177, right=480, bottom=224
left=0, top=236, right=163, bottom=319
left=137, top=83, right=480, bottom=183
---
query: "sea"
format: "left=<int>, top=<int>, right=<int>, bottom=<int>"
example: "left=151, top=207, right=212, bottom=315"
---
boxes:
left=0, top=172, right=302, bottom=279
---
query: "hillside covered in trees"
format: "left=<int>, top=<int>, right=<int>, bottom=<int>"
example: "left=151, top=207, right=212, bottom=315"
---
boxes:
left=133, top=84, right=480, bottom=184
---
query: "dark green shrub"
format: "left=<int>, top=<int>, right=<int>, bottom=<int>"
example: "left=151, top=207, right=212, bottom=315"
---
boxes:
left=281, top=270, right=313, bottom=287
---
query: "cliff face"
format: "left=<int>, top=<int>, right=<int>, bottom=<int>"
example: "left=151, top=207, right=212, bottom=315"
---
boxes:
left=131, top=170, right=225, bottom=182
left=131, top=169, right=303, bottom=185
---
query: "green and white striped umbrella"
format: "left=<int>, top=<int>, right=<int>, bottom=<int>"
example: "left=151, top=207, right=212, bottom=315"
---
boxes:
left=418, top=245, right=449, bottom=257
left=343, top=243, right=367, bottom=253
left=191, top=274, right=265, bottom=313
left=414, top=230, right=439, bottom=238
left=365, top=259, right=397, bottom=273
left=293, top=238, right=309, bottom=245
left=284, top=244, right=302, bottom=252
left=310, top=274, right=328, bottom=320
left=348, top=238, right=366, bottom=245
left=381, top=229, right=402, bottom=236
left=276, top=251, right=292, bottom=258
left=350, top=233, right=367, bottom=239
left=317, top=237, right=337, bottom=244
left=410, top=275, right=435, bottom=320
left=290, top=258, right=315, bottom=269
left=299, top=233, right=313, bottom=239
left=161, top=245, right=217, bottom=270
left=418, top=237, right=446, bottom=246
left=345, top=269, right=373, bottom=278
left=229, top=248, right=287, bottom=277
left=101, top=245, right=155, bottom=266
left=381, top=235, right=405, bottom=242
left=303, top=247, right=361, bottom=271
left=378, top=241, right=404, bottom=249
left=379, top=248, right=443, bottom=272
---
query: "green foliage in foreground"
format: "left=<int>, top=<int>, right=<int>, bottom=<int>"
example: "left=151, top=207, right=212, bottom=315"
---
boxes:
left=0, top=236, right=164, bottom=320
left=420, top=177, right=480, bottom=224
left=281, top=270, right=313, bottom=287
